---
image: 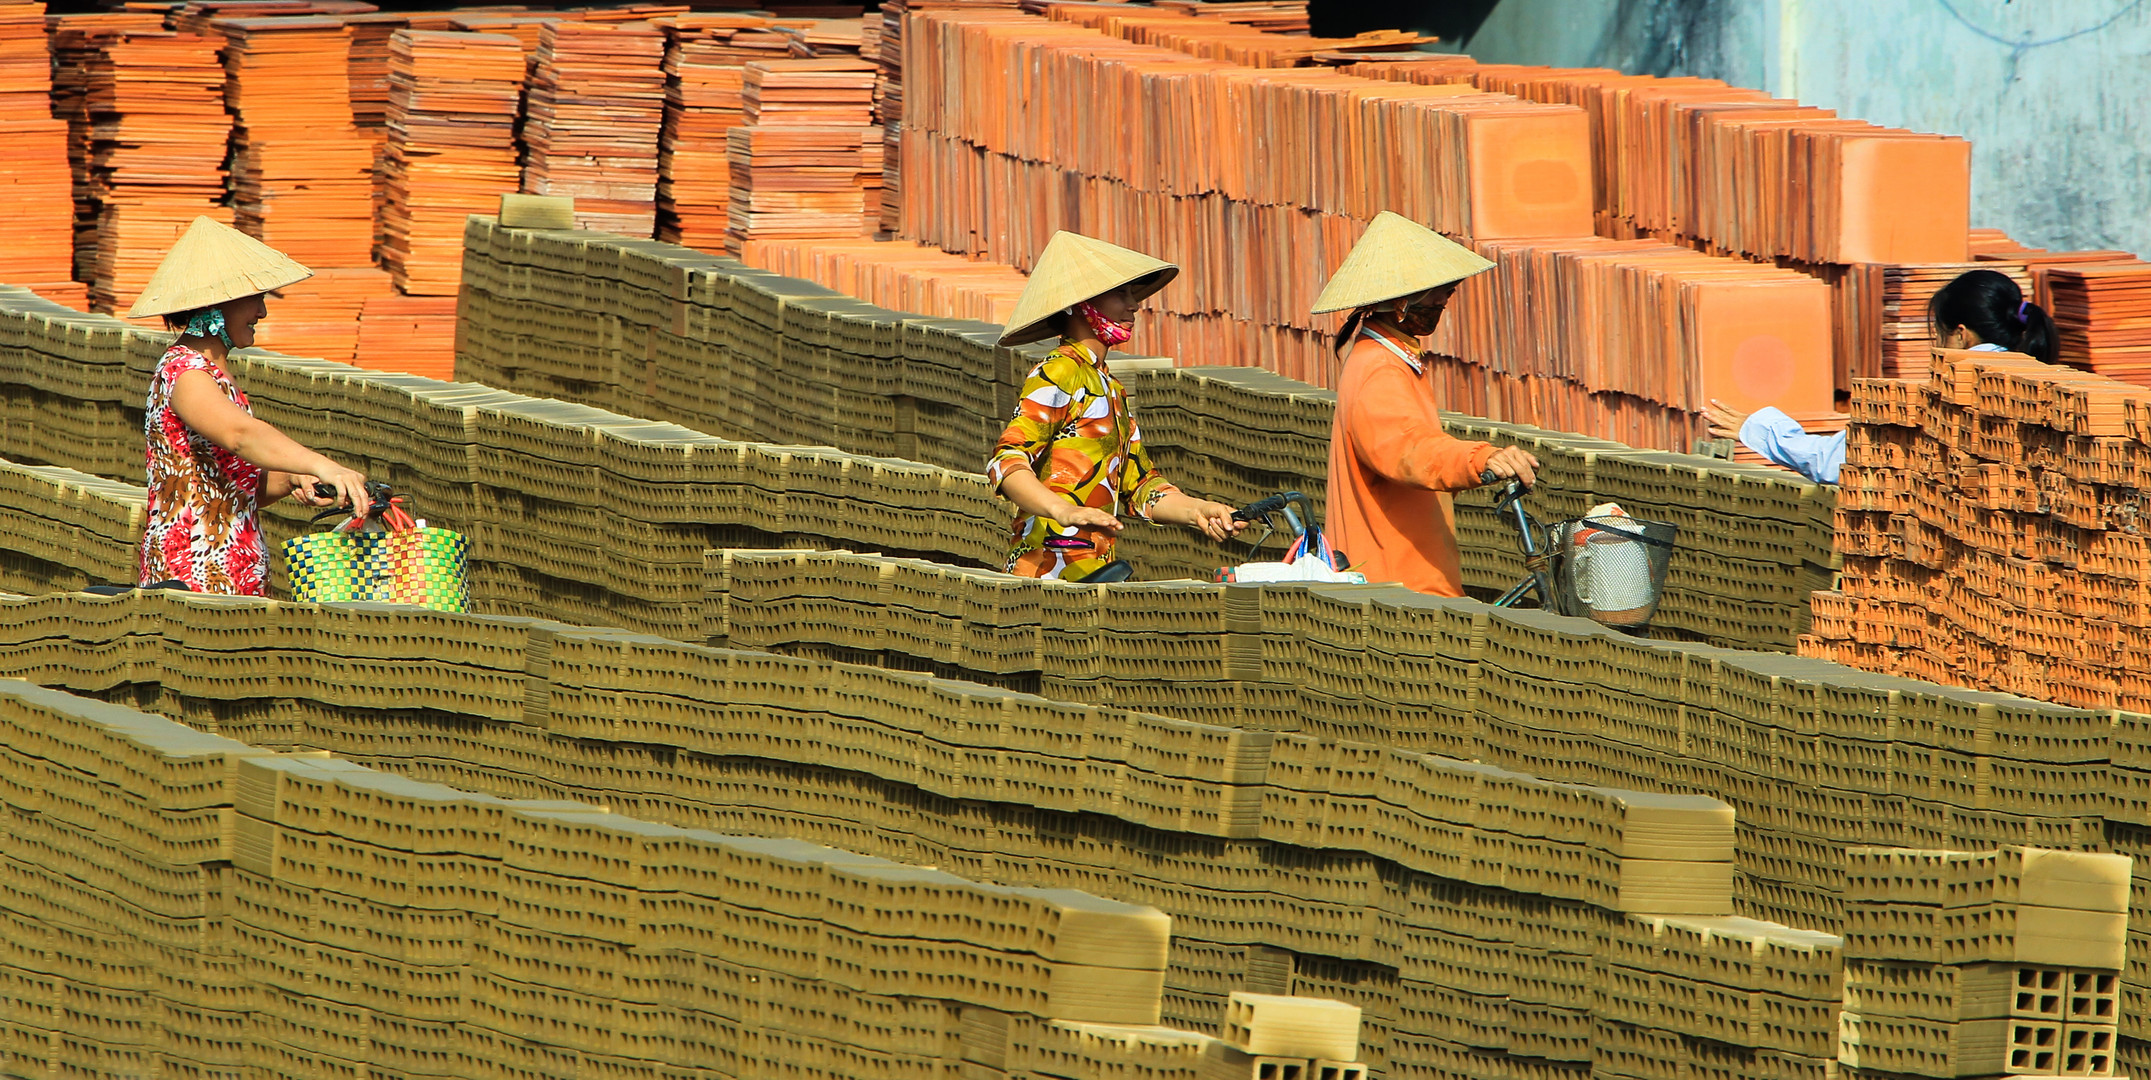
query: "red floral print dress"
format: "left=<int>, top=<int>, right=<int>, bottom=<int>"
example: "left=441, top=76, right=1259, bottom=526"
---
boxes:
left=138, top=344, right=268, bottom=595
left=987, top=341, right=1179, bottom=579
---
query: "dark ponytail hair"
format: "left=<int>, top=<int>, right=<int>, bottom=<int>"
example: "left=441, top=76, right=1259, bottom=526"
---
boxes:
left=1929, top=268, right=2057, bottom=366
left=1332, top=306, right=1373, bottom=355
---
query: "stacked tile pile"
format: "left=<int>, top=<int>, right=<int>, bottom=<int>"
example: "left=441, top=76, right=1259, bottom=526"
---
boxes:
left=654, top=14, right=790, bottom=249
left=1433, top=236, right=1838, bottom=452
left=0, top=590, right=1862, bottom=1079
left=340, top=11, right=407, bottom=135
left=726, top=55, right=881, bottom=252
left=0, top=2, right=77, bottom=305
left=253, top=264, right=392, bottom=362
left=2045, top=263, right=2151, bottom=383
left=1153, top=0, right=1310, bottom=33
left=1048, top=2, right=1427, bottom=67
left=0, top=677, right=1245, bottom=1079
left=214, top=15, right=392, bottom=361
left=1839, top=848, right=2128, bottom=1079
left=519, top=20, right=667, bottom=236
left=898, top=9, right=1595, bottom=386
left=378, top=29, right=523, bottom=295
left=82, top=29, right=231, bottom=317
left=49, top=11, right=165, bottom=300
left=0, top=454, right=143, bottom=592
left=740, top=236, right=1027, bottom=324
left=1345, top=57, right=1974, bottom=267
left=215, top=15, right=376, bottom=267
left=862, top=0, right=1015, bottom=237
left=1813, top=347, right=2151, bottom=707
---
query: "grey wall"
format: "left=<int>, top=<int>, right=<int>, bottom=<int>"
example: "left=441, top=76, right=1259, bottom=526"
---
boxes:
left=1462, top=0, right=2151, bottom=257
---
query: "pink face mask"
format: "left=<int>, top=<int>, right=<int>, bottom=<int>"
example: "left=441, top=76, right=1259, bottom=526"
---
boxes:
left=1076, top=300, right=1134, bottom=347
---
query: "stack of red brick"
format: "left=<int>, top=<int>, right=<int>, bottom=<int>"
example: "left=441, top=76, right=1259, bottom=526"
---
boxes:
left=1809, top=348, right=2151, bottom=708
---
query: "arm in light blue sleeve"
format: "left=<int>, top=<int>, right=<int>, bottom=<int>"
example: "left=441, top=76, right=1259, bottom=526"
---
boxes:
left=1738, top=407, right=1845, bottom=484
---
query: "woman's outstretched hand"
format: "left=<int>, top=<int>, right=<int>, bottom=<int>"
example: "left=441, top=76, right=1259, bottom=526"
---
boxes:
left=1705, top=399, right=1750, bottom=442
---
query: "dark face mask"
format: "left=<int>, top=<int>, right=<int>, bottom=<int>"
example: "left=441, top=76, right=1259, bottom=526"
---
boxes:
left=1393, top=297, right=1444, bottom=337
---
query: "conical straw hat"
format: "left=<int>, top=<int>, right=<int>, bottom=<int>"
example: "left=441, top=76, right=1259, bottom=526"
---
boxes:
left=1311, top=211, right=1494, bottom=315
left=998, top=231, right=1178, bottom=346
left=127, top=216, right=313, bottom=319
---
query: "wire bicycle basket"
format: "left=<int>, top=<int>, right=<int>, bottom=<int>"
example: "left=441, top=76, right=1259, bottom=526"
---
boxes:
left=1489, top=481, right=1678, bottom=629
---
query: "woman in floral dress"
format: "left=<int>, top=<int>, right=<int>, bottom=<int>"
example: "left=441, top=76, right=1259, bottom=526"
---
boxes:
left=129, top=216, right=369, bottom=595
left=987, top=231, right=1243, bottom=581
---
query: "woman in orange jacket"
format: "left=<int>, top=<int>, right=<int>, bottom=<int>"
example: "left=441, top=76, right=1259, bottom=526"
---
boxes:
left=1317, top=212, right=1538, bottom=596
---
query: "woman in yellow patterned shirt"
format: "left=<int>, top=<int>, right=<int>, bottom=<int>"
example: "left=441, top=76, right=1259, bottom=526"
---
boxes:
left=987, top=232, right=1243, bottom=580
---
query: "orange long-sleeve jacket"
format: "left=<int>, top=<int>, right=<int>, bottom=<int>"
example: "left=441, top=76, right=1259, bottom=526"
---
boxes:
left=1325, top=328, right=1496, bottom=597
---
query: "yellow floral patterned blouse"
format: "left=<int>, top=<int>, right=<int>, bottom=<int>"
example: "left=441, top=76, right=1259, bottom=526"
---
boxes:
left=986, top=342, right=1178, bottom=579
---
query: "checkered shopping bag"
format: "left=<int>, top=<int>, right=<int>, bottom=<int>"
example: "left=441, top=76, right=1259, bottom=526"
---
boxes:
left=282, top=490, right=469, bottom=612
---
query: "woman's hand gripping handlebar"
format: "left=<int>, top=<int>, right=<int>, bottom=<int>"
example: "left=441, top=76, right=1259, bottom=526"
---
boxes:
left=310, top=480, right=397, bottom=526
left=1475, top=445, right=1541, bottom=490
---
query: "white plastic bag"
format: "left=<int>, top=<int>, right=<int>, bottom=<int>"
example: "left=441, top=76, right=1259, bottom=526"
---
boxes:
left=1230, top=555, right=1367, bottom=583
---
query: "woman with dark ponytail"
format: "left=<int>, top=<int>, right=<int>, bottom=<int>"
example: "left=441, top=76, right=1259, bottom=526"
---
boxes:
left=1927, top=268, right=2057, bottom=364
left=1705, top=268, right=2054, bottom=484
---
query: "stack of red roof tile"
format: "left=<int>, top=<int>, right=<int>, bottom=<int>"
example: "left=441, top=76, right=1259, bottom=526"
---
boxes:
left=449, top=13, right=561, bottom=53
left=898, top=10, right=1594, bottom=386
left=342, top=12, right=408, bottom=136
left=2045, top=263, right=2151, bottom=383
left=0, top=2, right=78, bottom=301
left=741, top=237, right=1028, bottom=323
left=252, top=264, right=393, bottom=361
left=379, top=29, right=524, bottom=295
left=775, top=17, right=864, bottom=58
left=1430, top=235, right=1836, bottom=448
left=50, top=11, right=169, bottom=294
left=84, top=30, right=232, bottom=317
left=520, top=20, right=668, bottom=236
left=726, top=125, right=881, bottom=250
left=1350, top=58, right=1973, bottom=266
left=655, top=15, right=790, bottom=249
left=216, top=15, right=376, bottom=267
left=355, top=292, right=457, bottom=378
left=725, top=56, right=880, bottom=252
left=866, top=0, right=1020, bottom=236
left=741, top=55, right=874, bottom=126
left=164, top=0, right=380, bottom=37
left=1153, top=0, right=1308, bottom=32
left=1047, top=3, right=1427, bottom=66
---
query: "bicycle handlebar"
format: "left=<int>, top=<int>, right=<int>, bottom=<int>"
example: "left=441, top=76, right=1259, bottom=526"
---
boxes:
left=1232, top=490, right=1305, bottom=523
left=313, top=479, right=393, bottom=501
left=309, top=480, right=397, bottom=524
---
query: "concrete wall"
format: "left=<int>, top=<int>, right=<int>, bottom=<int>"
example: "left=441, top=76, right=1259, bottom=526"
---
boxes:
left=1462, top=0, right=2151, bottom=257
